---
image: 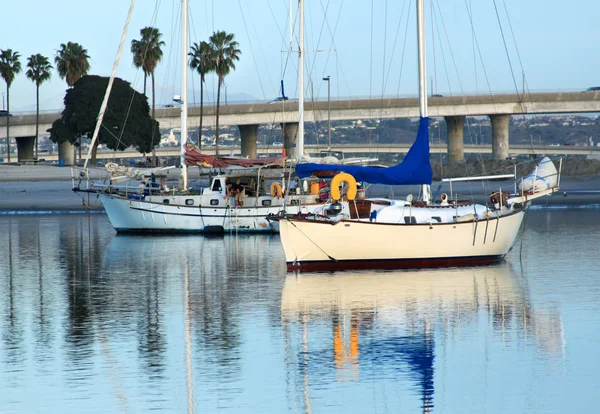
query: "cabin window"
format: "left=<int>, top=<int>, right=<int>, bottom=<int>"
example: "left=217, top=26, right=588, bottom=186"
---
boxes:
left=290, top=199, right=299, bottom=206
left=163, top=199, right=170, bottom=204
left=431, top=216, right=442, bottom=223
left=212, top=181, right=222, bottom=192
left=404, top=216, right=416, bottom=224
left=185, top=199, right=194, bottom=206
left=210, top=199, right=219, bottom=206
left=262, top=199, right=272, bottom=207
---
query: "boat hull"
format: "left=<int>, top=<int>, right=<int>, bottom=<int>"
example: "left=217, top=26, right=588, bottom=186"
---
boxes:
left=99, top=193, right=319, bottom=234
left=279, top=210, right=525, bottom=271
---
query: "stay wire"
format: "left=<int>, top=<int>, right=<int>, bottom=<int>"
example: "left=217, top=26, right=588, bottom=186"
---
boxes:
left=492, top=0, right=520, bottom=97
left=237, top=0, right=267, bottom=101
left=384, top=0, right=409, bottom=95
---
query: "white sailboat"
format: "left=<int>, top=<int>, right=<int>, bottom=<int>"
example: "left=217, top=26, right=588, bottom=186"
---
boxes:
left=75, top=0, right=330, bottom=234
left=277, top=0, right=561, bottom=271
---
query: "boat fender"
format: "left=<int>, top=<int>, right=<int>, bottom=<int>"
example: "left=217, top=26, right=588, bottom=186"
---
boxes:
left=331, top=173, right=357, bottom=201
left=455, top=213, right=477, bottom=223
left=270, top=182, right=283, bottom=198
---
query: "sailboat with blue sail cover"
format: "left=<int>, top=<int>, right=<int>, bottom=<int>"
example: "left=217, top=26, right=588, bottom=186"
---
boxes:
left=277, top=0, right=561, bottom=272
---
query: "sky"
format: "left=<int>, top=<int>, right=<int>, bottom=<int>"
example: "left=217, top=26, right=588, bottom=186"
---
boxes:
left=1, top=0, right=599, bottom=113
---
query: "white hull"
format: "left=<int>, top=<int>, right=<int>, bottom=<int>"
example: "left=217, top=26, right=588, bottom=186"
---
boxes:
left=279, top=209, right=525, bottom=271
left=99, top=193, right=322, bottom=233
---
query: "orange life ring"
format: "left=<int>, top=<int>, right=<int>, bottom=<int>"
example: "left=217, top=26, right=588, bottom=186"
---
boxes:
left=270, top=182, right=283, bottom=198
left=330, top=173, right=357, bottom=201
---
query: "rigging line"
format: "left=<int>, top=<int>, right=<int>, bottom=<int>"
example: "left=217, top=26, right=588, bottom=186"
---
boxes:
left=189, top=5, right=199, bottom=116
left=204, top=0, right=210, bottom=38
left=394, top=0, right=412, bottom=100
left=307, top=0, right=330, bottom=85
left=317, top=0, right=347, bottom=98
left=278, top=0, right=296, bottom=81
left=501, top=0, right=535, bottom=109
left=431, top=6, right=453, bottom=97
left=369, top=0, right=374, bottom=99
left=430, top=0, right=437, bottom=97
left=383, top=0, right=409, bottom=95
left=245, top=0, right=277, bottom=98
left=379, top=0, right=388, bottom=102
left=266, top=0, right=286, bottom=46
left=433, top=0, right=462, bottom=96
left=464, top=1, right=495, bottom=102
left=492, top=0, right=520, bottom=97
left=236, top=0, right=267, bottom=101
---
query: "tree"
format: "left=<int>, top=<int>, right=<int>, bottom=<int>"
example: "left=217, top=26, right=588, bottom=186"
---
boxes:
left=26, top=54, right=52, bottom=159
left=209, top=31, right=241, bottom=156
left=48, top=75, right=160, bottom=165
left=131, top=27, right=164, bottom=164
left=55, top=42, right=91, bottom=161
left=189, top=41, right=214, bottom=148
left=54, top=42, right=90, bottom=87
left=0, top=49, right=22, bottom=162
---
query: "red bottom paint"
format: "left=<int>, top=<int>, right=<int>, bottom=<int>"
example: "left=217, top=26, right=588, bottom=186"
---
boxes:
left=287, top=255, right=506, bottom=272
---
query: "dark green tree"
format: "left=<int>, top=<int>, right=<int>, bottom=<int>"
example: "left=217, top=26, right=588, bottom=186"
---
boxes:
left=209, top=31, right=241, bottom=155
left=0, top=49, right=22, bottom=162
left=48, top=75, right=160, bottom=165
left=26, top=54, right=53, bottom=158
left=189, top=41, right=214, bottom=148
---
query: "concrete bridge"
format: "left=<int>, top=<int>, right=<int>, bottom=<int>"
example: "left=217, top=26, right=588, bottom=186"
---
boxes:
left=2, top=91, right=600, bottom=163
left=33, top=143, right=600, bottom=163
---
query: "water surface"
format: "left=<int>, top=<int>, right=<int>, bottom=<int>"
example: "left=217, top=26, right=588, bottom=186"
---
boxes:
left=0, top=209, right=599, bottom=413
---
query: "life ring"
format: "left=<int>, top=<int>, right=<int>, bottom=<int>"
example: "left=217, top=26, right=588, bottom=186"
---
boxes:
left=270, top=182, right=283, bottom=198
left=330, top=173, right=357, bottom=201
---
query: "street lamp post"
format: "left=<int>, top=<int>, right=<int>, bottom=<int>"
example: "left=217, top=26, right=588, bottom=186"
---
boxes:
left=323, top=75, right=331, bottom=151
left=2, top=92, right=4, bottom=111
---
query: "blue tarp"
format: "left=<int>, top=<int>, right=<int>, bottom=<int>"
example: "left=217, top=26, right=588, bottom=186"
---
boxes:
left=296, top=117, right=433, bottom=185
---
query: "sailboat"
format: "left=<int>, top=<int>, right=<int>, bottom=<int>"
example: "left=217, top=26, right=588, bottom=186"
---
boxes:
left=74, top=0, right=331, bottom=234
left=277, top=0, right=561, bottom=271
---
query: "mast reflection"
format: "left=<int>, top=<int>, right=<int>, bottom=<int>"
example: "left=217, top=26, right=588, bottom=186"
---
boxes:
left=281, top=264, right=564, bottom=413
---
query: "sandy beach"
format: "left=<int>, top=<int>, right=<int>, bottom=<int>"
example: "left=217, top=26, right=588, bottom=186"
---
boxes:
left=0, top=164, right=599, bottom=212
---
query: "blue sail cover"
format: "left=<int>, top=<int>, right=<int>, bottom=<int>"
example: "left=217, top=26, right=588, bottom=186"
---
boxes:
left=296, top=117, right=433, bottom=185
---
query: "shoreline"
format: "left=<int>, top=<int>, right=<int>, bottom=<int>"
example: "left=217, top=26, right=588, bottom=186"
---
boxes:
left=0, top=165, right=599, bottom=212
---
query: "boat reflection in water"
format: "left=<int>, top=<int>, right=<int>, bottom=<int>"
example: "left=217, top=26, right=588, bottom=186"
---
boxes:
left=281, top=264, right=564, bottom=413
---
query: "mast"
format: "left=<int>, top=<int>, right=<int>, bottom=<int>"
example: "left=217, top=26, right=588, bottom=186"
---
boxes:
left=417, top=0, right=427, bottom=118
left=180, top=0, right=189, bottom=189
left=416, top=0, right=431, bottom=203
left=82, top=0, right=136, bottom=172
left=297, top=0, right=305, bottom=161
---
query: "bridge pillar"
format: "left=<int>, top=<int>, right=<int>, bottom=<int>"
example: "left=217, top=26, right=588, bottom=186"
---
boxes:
left=444, top=116, right=465, bottom=161
left=58, top=141, right=75, bottom=166
left=281, top=122, right=298, bottom=157
left=490, top=114, right=510, bottom=160
left=238, top=124, right=259, bottom=158
left=15, top=136, right=36, bottom=162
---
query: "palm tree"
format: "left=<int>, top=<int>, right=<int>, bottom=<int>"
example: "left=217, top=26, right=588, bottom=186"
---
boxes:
left=55, top=42, right=90, bottom=162
left=26, top=54, right=52, bottom=159
left=0, top=49, right=22, bottom=163
left=131, top=27, right=164, bottom=164
left=131, top=35, right=148, bottom=96
left=54, top=42, right=90, bottom=86
left=209, top=31, right=241, bottom=156
left=189, top=41, right=214, bottom=148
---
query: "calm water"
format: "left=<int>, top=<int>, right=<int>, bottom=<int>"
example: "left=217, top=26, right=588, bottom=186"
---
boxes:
left=0, top=209, right=599, bottom=413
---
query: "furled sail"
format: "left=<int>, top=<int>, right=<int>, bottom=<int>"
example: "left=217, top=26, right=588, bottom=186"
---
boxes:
left=296, top=117, right=432, bottom=185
